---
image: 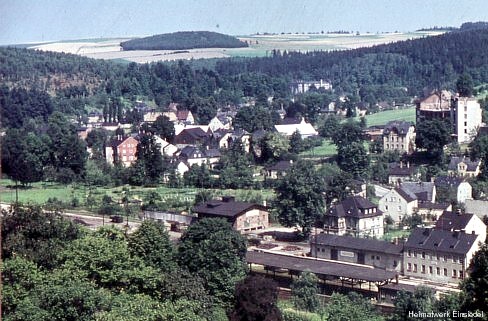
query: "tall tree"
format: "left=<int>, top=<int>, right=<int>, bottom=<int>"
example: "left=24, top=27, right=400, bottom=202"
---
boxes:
left=177, top=218, right=247, bottom=305
left=133, top=133, right=166, bottom=184
left=462, top=243, right=488, bottom=313
left=273, top=160, right=326, bottom=237
left=151, top=115, right=175, bottom=141
left=291, top=271, right=320, bottom=312
left=337, top=141, right=370, bottom=179
left=415, top=118, right=451, bottom=158
left=230, top=275, right=283, bottom=321
left=456, top=73, right=474, bottom=97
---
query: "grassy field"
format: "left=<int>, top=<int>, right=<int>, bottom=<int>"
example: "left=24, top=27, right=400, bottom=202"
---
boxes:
left=300, top=139, right=337, bottom=157
left=361, top=107, right=416, bottom=126
left=0, top=179, right=274, bottom=213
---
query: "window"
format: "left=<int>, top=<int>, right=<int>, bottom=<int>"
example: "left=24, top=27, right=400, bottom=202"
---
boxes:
left=443, top=255, right=447, bottom=261
left=413, top=264, right=418, bottom=273
left=436, top=254, right=440, bottom=261
left=464, top=114, right=467, bottom=119
left=421, top=265, right=426, bottom=273
left=459, top=271, right=464, bottom=279
left=422, top=252, right=426, bottom=259
left=464, top=121, right=467, bottom=126
left=444, top=268, right=448, bottom=276
left=393, top=260, right=397, bottom=267
left=407, top=250, right=411, bottom=257
left=398, top=206, right=402, bottom=211
left=377, top=256, right=380, bottom=260
left=385, top=205, right=389, bottom=210
left=436, top=267, right=440, bottom=275
left=371, top=255, right=375, bottom=260
left=453, top=270, right=457, bottom=278
left=407, top=263, right=412, bottom=271
left=429, top=266, right=433, bottom=274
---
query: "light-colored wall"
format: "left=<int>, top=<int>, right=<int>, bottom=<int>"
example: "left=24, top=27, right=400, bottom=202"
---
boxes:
left=234, top=209, right=269, bottom=232
left=457, top=182, right=472, bottom=203
left=403, top=249, right=468, bottom=284
left=383, top=126, right=416, bottom=154
left=453, top=98, right=482, bottom=143
left=379, top=189, right=418, bottom=224
left=311, top=244, right=401, bottom=271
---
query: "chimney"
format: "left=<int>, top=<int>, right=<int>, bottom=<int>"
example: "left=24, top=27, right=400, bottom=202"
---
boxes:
left=222, top=196, right=235, bottom=203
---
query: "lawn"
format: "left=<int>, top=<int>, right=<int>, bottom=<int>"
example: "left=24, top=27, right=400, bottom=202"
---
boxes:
left=361, top=107, right=416, bottom=127
left=300, top=139, right=337, bottom=157
left=0, top=179, right=274, bottom=213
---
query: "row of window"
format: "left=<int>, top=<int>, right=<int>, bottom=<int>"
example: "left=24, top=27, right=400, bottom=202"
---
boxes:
left=385, top=136, right=405, bottom=142
left=406, top=263, right=464, bottom=279
left=407, top=250, right=464, bottom=263
left=385, top=144, right=405, bottom=150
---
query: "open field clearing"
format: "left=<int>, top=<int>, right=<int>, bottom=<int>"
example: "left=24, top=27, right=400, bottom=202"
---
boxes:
left=28, top=31, right=444, bottom=62
left=362, top=107, right=416, bottom=126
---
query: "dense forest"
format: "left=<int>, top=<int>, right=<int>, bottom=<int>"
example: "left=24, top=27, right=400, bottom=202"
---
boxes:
left=120, top=31, right=248, bottom=50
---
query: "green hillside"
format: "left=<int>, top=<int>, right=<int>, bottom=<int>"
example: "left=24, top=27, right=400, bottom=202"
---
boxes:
left=121, top=31, right=248, bottom=50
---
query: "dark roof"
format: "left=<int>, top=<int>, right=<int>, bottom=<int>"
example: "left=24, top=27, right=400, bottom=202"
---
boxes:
left=388, top=163, right=415, bottom=176
left=246, top=251, right=397, bottom=282
left=181, top=127, right=208, bottom=138
left=179, top=146, right=203, bottom=159
left=404, top=228, right=478, bottom=255
left=434, top=176, right=465, bottom=188
left=327, top=196, right=382, bottom=218
left=435, top=211, right=475, bottom=231
left=193, top=197, right=267, bottom=218
left=395, top=187, right=417, bottom=203
left=448, top=157, right=480, bottom=172
left=204, top=148, right=221, bottom=158
left=281, top=117, right=303, bottom=125
left=313, top=233, right=403, bottom=255
left=267, top=160, right=293, bottom=172
left=418, top=202, right=451, bottom=210
left=400, top=182, right=435, bottom=202
left=383, top=121, right=414, bottom=136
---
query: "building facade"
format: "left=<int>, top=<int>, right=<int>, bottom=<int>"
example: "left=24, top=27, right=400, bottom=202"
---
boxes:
left=451, top=97, right=482, bottom=143
left=383, top=121, right=416, bottom=154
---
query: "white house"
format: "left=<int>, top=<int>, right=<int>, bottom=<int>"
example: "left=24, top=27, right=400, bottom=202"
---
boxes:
left=153, top=135, right=178, bottom=157
left=434, top=176, right=472, bottom=204
left=379, top=187, right=418, bottom=224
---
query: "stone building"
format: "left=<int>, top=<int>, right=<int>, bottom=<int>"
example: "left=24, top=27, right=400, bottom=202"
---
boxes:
left=383, top=121, right=416, bottom=154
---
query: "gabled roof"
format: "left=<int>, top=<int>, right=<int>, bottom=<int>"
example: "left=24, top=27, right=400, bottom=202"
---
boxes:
left=204, top=148, right=221, bottom=158
left=388, top=163, right=415, bottom=176
left=109, top=136, right=138, bottom=148
left=448, top=156, right=481, bottom=172
left=179, top=146, right=204, bottom=159
left=405, top=227, right=478, bottom=255
left=435, top=211, right=475, bottom=231
left=434, top=176, right=465, bottom=188
left=383, top=121, right=414, bottom=136
left=176, top=110, right=192, bottom=120
left=313, top=233, right=403, bottom=255
left=177, top=127, right=208, bottom=139
left=266, top=160, right=293, bottom=172
left=281, top=116, right=304, bottom=125
left=400, top=182, right=435, bottom=202
left=418, top=202, right=451, bottom=210
left=193, top=197, right=267, bottom=218
left=394, top=187, right=417, bottom=203
left=327, top=196, right=382, bottom=218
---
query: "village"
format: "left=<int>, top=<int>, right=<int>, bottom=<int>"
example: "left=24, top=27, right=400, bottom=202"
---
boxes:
left=66, top=78, right=488, bottom=306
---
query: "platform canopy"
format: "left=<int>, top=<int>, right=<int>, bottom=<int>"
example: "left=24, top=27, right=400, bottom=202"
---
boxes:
left=247, top=251, right=397, bottom=283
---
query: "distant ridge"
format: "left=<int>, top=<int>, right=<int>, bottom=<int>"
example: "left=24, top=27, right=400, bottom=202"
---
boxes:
left=120, top=31, right=248, bottom=51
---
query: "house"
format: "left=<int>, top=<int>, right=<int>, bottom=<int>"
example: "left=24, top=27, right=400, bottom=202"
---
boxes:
left=403, top=227, right=480, bottom=283
left=274, top=117, right=318, bottom=138
left=363, top=125, right=384, bottom=142
left=417, top=202, right=452, bottom=222
left=435, top=210, right=486, bottom=243
left=400, top=182, right=436, bottom=203
left=290, top=79, right=332, bottom=94
left=153, top=135, right=178, bottom=157
left=162, top=111, right=178, bottom=122
left=388, top=162, right=417, bottom=185
left=416, top=90, right=452, bottom=121
left=175, top=160, right=190, bottom=176
left=447, top=156, right=481, bottom=178
left=176, top=110, right=195, bottom=125
left=208, top=115, right=232, bottom=133
left=434, top=176, right=472, bottom=204
left=143, top=111, right=163, bottom=123
left=193, top=196, right=269, bottom=233
left=173, top=127, right=210, bottom=147
left=323, top=196, right=384, bottom=238
left=310, top=233, right=402, bottom=271
left=379, top=187, right=418, bottom=224
left=105, top=136, right=139, bottom=167
left=382, top=121, right=416, bottom=154
left=451, top=96, right=482, bottom=143
left=211, top=129, right=251, bottom=152
left=264, top=160, right=293, bottom=179
left=179, top=146, right=221, bottom=168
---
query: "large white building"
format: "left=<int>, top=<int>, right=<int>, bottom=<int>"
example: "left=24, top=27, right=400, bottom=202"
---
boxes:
left=451, top=96, right=483, bottom=143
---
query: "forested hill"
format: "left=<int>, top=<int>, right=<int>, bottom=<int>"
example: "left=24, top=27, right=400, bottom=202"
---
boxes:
left=216, top=27, right=488, bottom=96
left=120, top=31, right=248, bottom=50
